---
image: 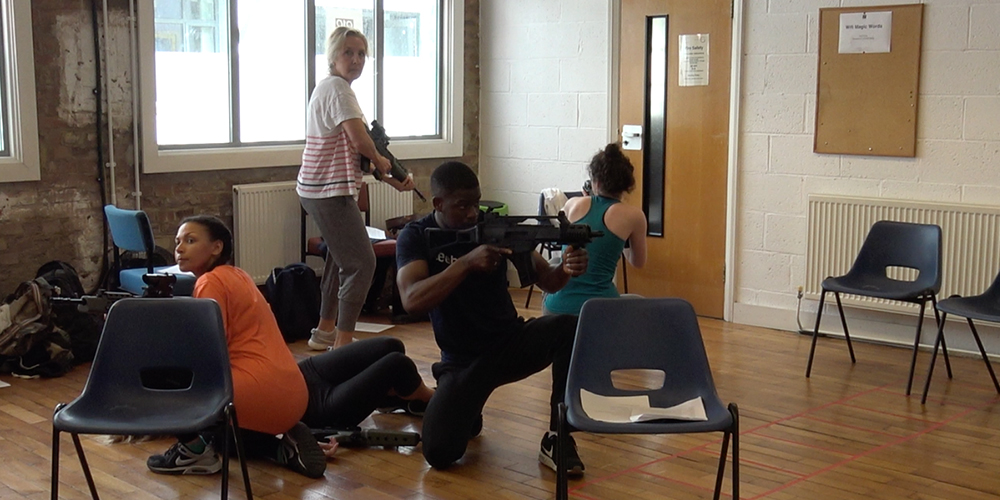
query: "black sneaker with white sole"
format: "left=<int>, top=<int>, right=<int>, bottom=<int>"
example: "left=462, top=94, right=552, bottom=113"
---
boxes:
left=538, top=431, right=585, bottom=476
left=147, top=440, right=222, bottom=475
left=278, top=421, right=327, bottom=479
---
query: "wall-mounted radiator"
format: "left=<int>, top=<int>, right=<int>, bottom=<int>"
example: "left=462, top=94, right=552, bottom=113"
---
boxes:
left=805, top=194, right=1000, bottom=314
left=233, top=178, right=413, bottom=284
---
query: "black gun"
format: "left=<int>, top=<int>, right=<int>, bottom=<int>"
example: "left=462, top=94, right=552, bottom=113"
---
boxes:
left=50, top=273, right=178, bottom=314
left=360, top=120, right=427, bottom=202
left=425, top=211, right=604, bottom=287
left=311, top=427, right=421, bottom=448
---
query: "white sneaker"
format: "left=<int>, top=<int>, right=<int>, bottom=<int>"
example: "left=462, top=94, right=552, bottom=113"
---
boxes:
left=308, top=328, right=336, bottom=350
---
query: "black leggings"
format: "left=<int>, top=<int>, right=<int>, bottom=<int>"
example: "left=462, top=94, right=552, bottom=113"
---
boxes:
left=297, top=336, right=424, bottom=429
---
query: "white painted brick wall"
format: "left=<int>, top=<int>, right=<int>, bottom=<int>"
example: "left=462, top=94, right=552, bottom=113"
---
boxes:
left=736, top=0, right=1000, bottom=349
left=479, top=0, right=608, bottom=214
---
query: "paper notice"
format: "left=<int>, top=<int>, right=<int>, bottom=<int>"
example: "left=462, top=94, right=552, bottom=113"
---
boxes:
left=580, top=388, right=707, bottom=423
left=839, top=11, right=892, bottom=54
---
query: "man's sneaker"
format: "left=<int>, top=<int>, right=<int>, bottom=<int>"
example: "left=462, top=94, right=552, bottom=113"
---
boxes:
left=147, top=440, right=222, bottom=475
left=538, top=431, right=585, bottom=476
left=308, top=328, right=336, bottom=350
left=277, top=422, right=327, bottom=478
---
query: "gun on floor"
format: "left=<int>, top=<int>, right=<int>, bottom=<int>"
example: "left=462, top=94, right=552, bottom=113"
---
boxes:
left=360, top=120, right=427, bottom=202
left=424, top=211, right=604, bottom=287
left=311, top=427, right=421, bottom=448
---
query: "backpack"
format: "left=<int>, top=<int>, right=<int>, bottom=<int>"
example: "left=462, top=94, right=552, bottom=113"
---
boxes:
left=0, top=278, right=75, bottom=377
left=265, top=263, right=321, bottom=342
left=36, top=261, right=103, bottom=364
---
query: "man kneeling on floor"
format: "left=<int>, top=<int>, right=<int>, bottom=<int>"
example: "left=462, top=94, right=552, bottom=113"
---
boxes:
left=395, top=161, right=588, bottom=475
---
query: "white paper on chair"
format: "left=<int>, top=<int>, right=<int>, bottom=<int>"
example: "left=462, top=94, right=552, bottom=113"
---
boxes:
left=366, top=226, right=387, bottom=240
left=580, top=388, right=707, bottom=423
left=0, top=379, right=9, bottom=388
left=355, top=322, right=393, bottom=333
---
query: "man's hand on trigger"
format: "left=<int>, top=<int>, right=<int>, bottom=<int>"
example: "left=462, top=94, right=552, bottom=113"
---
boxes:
left=462, top=244, right=512, bottom=273
left=561, top=245, right=588, bottom=277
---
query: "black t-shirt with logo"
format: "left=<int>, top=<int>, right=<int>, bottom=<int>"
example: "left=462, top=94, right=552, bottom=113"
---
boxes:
left=395, top=213, right=521, bottom=364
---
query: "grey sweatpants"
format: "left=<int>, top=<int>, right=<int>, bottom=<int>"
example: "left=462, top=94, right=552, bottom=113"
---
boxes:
left=300, top=195, right=375, bottom=332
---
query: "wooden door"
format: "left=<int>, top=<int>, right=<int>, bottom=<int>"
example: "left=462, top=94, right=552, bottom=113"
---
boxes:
left=618, top=0, right=732, bottom=318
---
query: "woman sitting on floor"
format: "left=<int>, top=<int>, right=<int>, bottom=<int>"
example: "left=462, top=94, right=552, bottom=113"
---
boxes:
left=146, top=215, right=327, bottom=478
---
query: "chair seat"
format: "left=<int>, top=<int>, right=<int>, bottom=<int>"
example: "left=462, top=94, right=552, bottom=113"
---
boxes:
left=937, top=295, right=1000, bottom=323
left=307, top=236, right=396, bottom=259
left=567, top=390, right=734, bottom=435
left=120, top=267, right=196, bottom=296
left=822, top=274, right=933, bottom=301
left=54, top=394, right=229, bottom=435
left=373, top=239, right=396, bottom=258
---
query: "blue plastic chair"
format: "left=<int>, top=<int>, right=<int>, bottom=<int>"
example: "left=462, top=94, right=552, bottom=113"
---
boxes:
left=104, top=205, right=196, bottom=296
left=806, top=220, right=950, bottom=396
left=921, top=270, right=1000, bottom=404
left=556, top=298, right=738, bottom=500
left=51, top=298, right=253, bottom=500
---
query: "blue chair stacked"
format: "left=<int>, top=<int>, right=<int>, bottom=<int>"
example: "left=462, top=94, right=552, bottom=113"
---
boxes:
left=556, top=298, right=738, bottom=500
left=51, top=298, right=253, bottom=500
left=104, top=204, right=196, bottom=296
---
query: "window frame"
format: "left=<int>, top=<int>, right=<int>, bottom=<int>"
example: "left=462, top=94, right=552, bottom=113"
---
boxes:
left=0, top=0, right=40, bottom=183
left=138, top=0, right=463, bottom=174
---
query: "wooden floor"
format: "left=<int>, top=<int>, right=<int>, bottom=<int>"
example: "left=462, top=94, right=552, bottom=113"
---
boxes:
left=6, top=289, right=1000, bottom=499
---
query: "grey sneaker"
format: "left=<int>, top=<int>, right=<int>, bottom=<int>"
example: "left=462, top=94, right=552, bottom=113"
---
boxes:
left=147, top=440, right=222, bottom=475
left=278, top=422, right=327, bottom=478
left=307, top=328, right=336, bottom=350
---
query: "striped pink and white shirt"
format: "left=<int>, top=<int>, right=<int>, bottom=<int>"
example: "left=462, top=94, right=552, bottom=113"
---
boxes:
left=297, top=75, right=366, bottom=199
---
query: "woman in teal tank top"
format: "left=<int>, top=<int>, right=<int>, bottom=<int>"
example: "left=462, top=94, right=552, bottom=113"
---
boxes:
left=543, top=144, right=648, bottom=315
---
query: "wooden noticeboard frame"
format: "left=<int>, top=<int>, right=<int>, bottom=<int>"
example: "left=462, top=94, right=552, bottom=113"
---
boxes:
left=814, top=4, right=923, bottom=157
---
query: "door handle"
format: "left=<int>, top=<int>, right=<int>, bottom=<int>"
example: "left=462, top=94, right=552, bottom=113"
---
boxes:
left=622, top=125, right=642, bottom=150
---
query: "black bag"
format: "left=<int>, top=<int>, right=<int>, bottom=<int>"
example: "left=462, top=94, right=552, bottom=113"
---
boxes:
left=36, top=261, right=103, bottom=364
left=0, top=278, right=75, bottom=377
left=265, top=263, right=321, bottom=342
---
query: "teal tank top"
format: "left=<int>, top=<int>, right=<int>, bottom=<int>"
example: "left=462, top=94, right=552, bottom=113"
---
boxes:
left=543, top=196, right=626, bottom=315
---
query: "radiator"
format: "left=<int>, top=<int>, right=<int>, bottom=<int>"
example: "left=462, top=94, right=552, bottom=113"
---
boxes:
left=233, top=178, right=413, bottom=284
left=366, top=178, right=414, bottom=230
left=805, top=194, right=1000, bottom=314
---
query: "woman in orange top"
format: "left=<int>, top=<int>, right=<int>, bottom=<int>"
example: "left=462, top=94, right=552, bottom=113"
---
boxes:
left=146, top=215, right=325, bottom=478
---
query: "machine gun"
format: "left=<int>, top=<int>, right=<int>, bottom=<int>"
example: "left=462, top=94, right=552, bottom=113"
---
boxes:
left=360, top=120, right=427, bottom=202
left=425, top=211, right=604, bottom=287
left=50, top=273, right=178, bottom=314
left=312, top=427, right=421, bottom=448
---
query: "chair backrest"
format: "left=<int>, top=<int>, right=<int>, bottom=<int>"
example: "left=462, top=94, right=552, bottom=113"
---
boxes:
left=567, top=298, right=719, bottom=409
left=104, top=205, right=157, bottom=273
left=79, top=298, right=232, bottom=420
left=848, top=220, right=942, bottom=293
left=537, top=190, right=584, bottom=224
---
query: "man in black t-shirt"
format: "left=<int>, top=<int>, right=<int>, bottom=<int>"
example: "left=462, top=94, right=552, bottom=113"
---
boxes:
left=396, top=161, right=588, bottom=475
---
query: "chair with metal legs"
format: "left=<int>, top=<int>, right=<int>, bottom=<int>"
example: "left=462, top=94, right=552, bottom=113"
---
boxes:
left=806, top=220, right=951, bottom=396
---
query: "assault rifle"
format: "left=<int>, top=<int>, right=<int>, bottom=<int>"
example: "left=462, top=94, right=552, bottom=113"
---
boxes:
left=360, top=120, right=427, bottom=202
left=424, top=211, right=604, bottom=287
left=312, top=427, right=421, bottom=448
left=49, top=273, right=178, bottom=314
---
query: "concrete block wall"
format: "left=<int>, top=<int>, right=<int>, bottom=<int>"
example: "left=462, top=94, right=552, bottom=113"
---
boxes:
left=479, top=0, right=610, bottom=215
left=0, top=0, right=480, bottom=296
left=734, top=0, right=1000, bottom=353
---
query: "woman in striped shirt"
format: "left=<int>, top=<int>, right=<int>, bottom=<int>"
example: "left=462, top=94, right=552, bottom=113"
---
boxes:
left=298, top=26, right=414, bottom=351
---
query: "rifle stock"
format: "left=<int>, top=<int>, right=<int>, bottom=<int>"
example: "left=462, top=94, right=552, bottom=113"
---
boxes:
left=425, top=211, right=604, bottom=286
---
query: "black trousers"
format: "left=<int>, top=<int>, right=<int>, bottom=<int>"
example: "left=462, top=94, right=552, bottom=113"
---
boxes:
left=421, top=314, right=578, bottom=469
left=298, top=336, right=424, bottom=429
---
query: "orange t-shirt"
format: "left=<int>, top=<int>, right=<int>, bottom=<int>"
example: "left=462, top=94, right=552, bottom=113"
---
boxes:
left=194, top=265, right=308, bottom=435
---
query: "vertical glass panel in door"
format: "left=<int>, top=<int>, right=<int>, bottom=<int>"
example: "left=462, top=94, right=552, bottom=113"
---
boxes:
left=643, top=16, right=667, bottom=237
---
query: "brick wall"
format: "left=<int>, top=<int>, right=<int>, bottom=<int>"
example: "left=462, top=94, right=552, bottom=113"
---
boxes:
left=0, top=0, right=479, bottom=296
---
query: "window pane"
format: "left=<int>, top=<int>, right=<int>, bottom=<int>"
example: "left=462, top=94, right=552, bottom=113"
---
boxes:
left=154, top=0, right=230, bottom=145
left=238, top=0, right=305, bottom=143
left=315, top=1, right=375, bottom=124
left=382, top=0, right=438, bottom=137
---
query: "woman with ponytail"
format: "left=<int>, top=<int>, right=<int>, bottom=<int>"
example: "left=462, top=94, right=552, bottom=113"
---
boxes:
left=542, top=143, right=648, bottom=315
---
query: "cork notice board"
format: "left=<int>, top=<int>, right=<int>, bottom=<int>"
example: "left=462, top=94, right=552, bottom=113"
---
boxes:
left=814, top=4, right=923, bottom=157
